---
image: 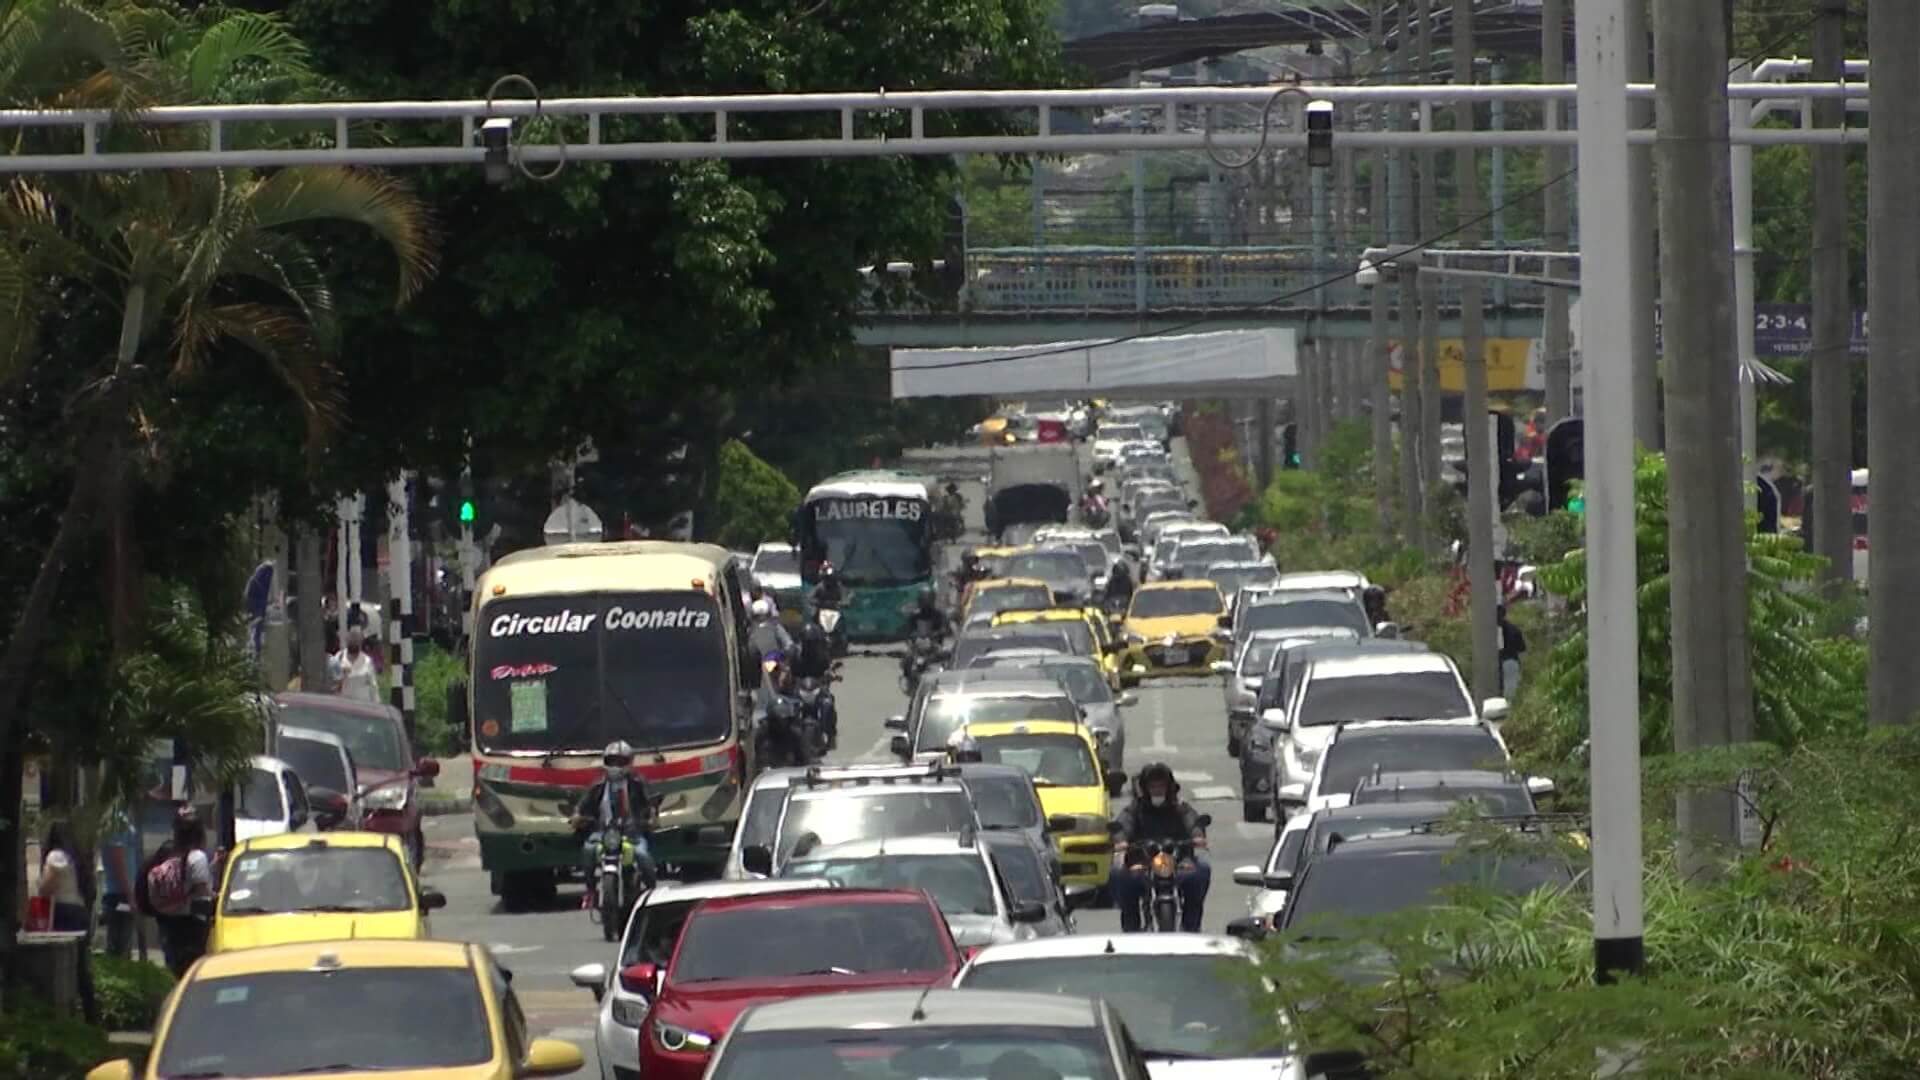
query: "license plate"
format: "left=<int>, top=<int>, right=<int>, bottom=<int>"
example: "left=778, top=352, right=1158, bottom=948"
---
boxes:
left=1162, top=647, right=1190, bottom=665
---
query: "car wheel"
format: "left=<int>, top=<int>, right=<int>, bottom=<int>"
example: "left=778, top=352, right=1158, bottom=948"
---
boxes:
left=1243, top=799, right=1266, bottom=824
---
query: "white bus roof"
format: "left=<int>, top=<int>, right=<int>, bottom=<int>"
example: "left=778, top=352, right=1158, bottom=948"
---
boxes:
left=805, top=472, right=934, bottom=502
left=481, top=540, right=736, bottom=597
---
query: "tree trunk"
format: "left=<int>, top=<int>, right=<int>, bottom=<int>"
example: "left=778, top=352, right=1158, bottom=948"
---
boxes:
left=1809, top=0, right=1852, bottom=594
left=1455, top=0, right=1498, bottom=701
left=1654, top=0, right=1753, bottom=871
left=1868, top=0, right=1920, bottom=727
left=295, top=528, right=328, bottom=689
left=1542, top=0, right=1573, bottom=424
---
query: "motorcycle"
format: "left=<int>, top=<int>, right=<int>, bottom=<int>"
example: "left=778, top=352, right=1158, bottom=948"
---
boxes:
left=794, top=663, right=841, bottom=757
left=757, top=691, right=819, bottom=768
left=899, top=634, right=948, bottom=694
left=814, top=605, right=849, bottom=658
left=1081, top=497, right=1111, bottom=529
left=589, top=810, right=658, bottom=942
left=1119, top=816, right=1212, bottom=933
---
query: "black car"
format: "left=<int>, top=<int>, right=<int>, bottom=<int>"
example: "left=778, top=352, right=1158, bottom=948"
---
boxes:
left=1277, top=829, right=1578, bottom=936
left=1349, top=769, right=1544, bottom=817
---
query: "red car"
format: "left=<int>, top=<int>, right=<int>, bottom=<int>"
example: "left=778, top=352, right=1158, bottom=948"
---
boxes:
left=273, top=692, right=441, bottom=870
left=630, top=889, right=964, bottom=1080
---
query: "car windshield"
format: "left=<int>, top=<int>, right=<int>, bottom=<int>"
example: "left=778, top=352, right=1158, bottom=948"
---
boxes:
left=1353, top=783, right=1534, bottom=815
left=1286, top=847, right=1572, bottom=931
left=975, top=733, right=1099, bottom=788
left=1052, top=542, right=1109, bottom=573
left=1300, top=670, right=1474, bottom=727
left=1004, top=551, right=1090, bottom=583
left=1318, top=732, right=1509, bottom=800
left=800, top=499, right=933, bottom=587
left=622, top=898, right=697, bottom=968
left=1129, top=588, right=1223, bottom=619
left=951, top=631, right=1071, bottom=668
left=235, top=768, right=283, bottom=822
left=709, top=1026, right=1120, bottom=1080
left=1033, top=662, right=1112, bottom=704
left=998, top=618, right=1094, bottom=657
left=221, top=846, right=411, bottom=915
left=1244, top=599, right=1369, bottom=637
left=973, top=586, right=1054, bottom=618
left=918, top=694, right=1078, bottom=750
left=754, top=548, right=800, bottom=577
left=1210, top=564, right=1280, bottom=595
left=471, top=592, right=733, bottom=754
left=779, top=791, right=975, bottom=860
left=1174, top=540, right=1254, bottom=566
left=785, top=853, right=997, bottom=918
left=277, top=705, right=407, bottom=772
left=961, top=955, right=1277, bottom=1060
left=276, top=736, right=349, bottom=794
left=1101, top=425, right=1145, bottom=441
left=672, top=900, right=950, bottom=981
left=984, top=842, right=1051, bottom=903
left=154, top=967, right=491, bottom=1076
left=964, top=774, right=1042, bottom=830
left=1239, top=638, right=1286, bottom=677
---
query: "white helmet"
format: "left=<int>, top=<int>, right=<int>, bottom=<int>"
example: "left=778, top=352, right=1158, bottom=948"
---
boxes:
left=750, top=597, right=774, bottom=619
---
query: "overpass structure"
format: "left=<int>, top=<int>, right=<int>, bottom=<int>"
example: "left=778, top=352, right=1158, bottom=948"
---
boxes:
left=889, top=327, right=1294, bottom=400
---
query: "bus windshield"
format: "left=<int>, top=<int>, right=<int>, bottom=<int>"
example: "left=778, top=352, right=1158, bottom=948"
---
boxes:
left=801, top=496, right=933, bottom=586
left=472, top=592, right=732, bottom=755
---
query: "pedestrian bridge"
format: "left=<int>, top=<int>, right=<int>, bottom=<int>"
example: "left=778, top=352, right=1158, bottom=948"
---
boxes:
left=855, top=245, right=1548, bottom=349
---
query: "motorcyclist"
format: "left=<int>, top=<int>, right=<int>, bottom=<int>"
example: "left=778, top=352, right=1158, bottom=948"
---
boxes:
left=753, top=652, right=811, bottom=766
left=1106, top=557, right=1135, bottom=614
left=905, top=589, right=950, bottom=642
left=569, top=742, right=656, bottom=890
left=792, top=621, right=839, bottom=749
left=810, top=562, right=847, bottom=610
left=939, top=482, right=966, bottom=531
left=1082, top=479, right=1110, bottom=524
left=1109, top=762, right=1210, bottom=933
left=747, top=597, right=793, bottom=661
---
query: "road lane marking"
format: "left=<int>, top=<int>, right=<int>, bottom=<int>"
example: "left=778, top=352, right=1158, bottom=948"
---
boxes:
left=487, top=943, right=545, bottom=956
left=1192, top=785, right=1238, bottom=801
left=1235, top=823, right=1275, bottom=841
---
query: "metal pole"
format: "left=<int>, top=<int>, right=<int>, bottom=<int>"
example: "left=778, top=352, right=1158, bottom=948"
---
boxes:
left=1809, top=0, right=1854, bottom=591
left=1456, top=0, right=1499, bottom=704
left=1130, top=67, right=1147, bottom=319
left=1417, top=1, right=1441, bottom=503
left=1394, top=0, right=1424, bottom=546
left=386, top=475, right=416, bottom=744
left=1490, top=57, right=1508, bottom=311
left=1576, top=0, right=1645, bottom=984
left=1867, top=0, right=1920, bottom=728
left=1370, top=0, right=1396, bottom=534
left=334, top=503, right=350, bottom=644
left=1542, top=0, right=1573, bottom=424
left=1626, top=0, right=1662, bottom=449
left=1730, top=64, right=1759, bottom=467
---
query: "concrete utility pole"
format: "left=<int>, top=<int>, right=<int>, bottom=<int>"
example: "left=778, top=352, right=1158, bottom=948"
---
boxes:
left=1395, top=0, right=1426, bottom=547
left=294, top=528, right=327, bottom=690
left=1370, top=0, right=1396, bottom=533
left=1455, top=0, right=1498, bottom=702
left=1625, top=0, right=1661, bottom=448
left=385, top=475, right=418, bottom=744
left=1654, top=0, right=1753, bottom=869
left=1541, top=0, right=1573, bottom=424
left=1868, top=0, right=1920, bottom=728
left=1417, top=0, right=1442, bottom=502
left=1809, top=0, right=1853, bottom=593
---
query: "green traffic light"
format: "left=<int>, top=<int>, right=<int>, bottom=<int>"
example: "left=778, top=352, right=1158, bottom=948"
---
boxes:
left=459, top=499, right=476, bottom=524
left=1567, top=496, right=1585, bottom=514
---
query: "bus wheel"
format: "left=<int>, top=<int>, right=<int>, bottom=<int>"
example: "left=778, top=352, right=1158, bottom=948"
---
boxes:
left=500, top=870, right=554, bottom=912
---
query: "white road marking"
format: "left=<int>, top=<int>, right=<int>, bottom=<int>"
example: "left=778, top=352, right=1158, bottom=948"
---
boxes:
left=487, top=943, right=545, bottom=956
left=1172, top=771, right=1214, bottom=784
left=856, top=734, right=895, bottom=763
left=1192, top=785, right=1239, bottom=802
left=1235, top=822, right=1275, bottom=841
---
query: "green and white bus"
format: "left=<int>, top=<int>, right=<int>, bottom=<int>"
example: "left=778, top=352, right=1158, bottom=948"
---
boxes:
left=795, top=471, right=938, bottom=642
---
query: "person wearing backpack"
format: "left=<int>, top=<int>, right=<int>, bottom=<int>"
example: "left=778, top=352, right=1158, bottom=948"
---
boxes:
left=143, top=808, right=214, bottom=975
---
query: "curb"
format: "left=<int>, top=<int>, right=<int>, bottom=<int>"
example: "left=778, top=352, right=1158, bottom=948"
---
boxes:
left=420, top=796, right=472, bottom=817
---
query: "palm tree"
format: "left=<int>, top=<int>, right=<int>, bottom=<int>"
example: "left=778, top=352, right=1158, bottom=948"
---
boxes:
left=0, top=1, right=437, bottom=886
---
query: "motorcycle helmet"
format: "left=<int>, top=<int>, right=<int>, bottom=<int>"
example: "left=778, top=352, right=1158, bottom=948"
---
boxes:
left=751, top=597, right=774, bottom=620
left=1136, top=762, right=1179, bottom=805
left=820, top=561, right=837, bottom=578
left=1088, top=478, right=1104, bottom=492
left=603, top=740, right=634, bottom=779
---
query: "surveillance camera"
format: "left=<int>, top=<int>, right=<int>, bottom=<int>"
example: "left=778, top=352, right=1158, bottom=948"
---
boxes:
left=1356, top=259, right=1380, bottom=288
left=1305, top=100, right=1334, bottom=168
left=479, top=117, right=513, bottom=184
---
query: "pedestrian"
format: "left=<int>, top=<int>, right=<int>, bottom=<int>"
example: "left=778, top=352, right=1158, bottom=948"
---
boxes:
left=329, top=626, right=381, bottom=705
left=98, top=808, right=139, bottom=957
left=142, top=808, right=214, bottom=977
left=36, top=823, right=88, bottom=933
left=1497, top=604, right=1527, bottom=697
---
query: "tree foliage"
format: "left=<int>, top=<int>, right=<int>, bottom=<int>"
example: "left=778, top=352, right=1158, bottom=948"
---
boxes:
left=707, top=439, right=801, bottom=553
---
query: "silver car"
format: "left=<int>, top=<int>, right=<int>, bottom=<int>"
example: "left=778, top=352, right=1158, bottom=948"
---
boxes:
left=971, top=652, right=1134, bottom=771
left=567, top=878, right=838, bottom=1080
left=779, top=834, right=1051, bottom=948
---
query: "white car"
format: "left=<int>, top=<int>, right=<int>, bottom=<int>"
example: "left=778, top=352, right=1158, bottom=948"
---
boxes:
left=1092, top=423, right=1148, bottom=470
left=567, top=878, right=840, bottom=1080
left=954, top=934, right=1305, bottom=1079
left=1298, top=717, right=1514, bottom=816
left=1261, top=651, right=1509, bottom=816
left=749, top=541, right=802, bottom=596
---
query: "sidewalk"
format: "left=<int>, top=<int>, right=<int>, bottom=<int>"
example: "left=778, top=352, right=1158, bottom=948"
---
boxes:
left=420, top=753, right=472, bottom=816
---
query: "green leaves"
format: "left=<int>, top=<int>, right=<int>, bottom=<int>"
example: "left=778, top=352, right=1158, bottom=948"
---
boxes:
left=706, top=439, right=800, bottom=552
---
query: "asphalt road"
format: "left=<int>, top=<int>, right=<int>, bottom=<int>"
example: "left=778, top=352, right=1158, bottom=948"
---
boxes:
left=417, top=432, right=1273, bottom=1076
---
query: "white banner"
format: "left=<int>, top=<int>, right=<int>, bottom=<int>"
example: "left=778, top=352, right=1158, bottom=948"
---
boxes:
left=890, top=328, right=1295, bottom=398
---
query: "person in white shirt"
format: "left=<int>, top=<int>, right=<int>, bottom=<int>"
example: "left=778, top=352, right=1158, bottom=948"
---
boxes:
left=329, top=627, right=381, bottom=704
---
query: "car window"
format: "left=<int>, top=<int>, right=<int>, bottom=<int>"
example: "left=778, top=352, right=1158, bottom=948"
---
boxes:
left=1352, top=784, right=1534, bottom=816
left=155, top=967, right=492, bottom=1076
left=737, top=784, right=788, bottom=857
left=276, top=736, right=350, bottom=794
left=283, top=771, right=310, bottom=824
left=962, top=955, right=1275, bottom=1060
left=1128, top=588, right=1223, bottom=619
left=673, top=900, right=950, bottom=981
left=222, top=846, right=412, bottom=915
left=710, top=1027, right=1120, bottom=1080
left=1238, top=639, right=1285, bottom=677
left=952, top=631, right=1072, bottom=668
left=779, top=790, right=975, bottom=859
left=986, top=843, right=1052, bottom=904
left=1037, top=663, right=1112, bottom=703
left=1243, top=599, right=1369, bottom=637
left=784, top=853, right=996, bottom=918
left=1271, top=829, right=1308, bottom=875
left=974, top=733, right=1099, bottom=788
left=1285, top=847, right=1572, bottom=931
left=974, top=586, right=1054, bottom=618
left=277, top=706, right=409, bottom=772
left=623, top=898, right=697, bottom=968
left=918, top=693, right=1078, bottom=749
left=1317, top=732, right=1509, bottom=800
left=1005, top=551, right=1091, bottom=582
left=753, top=548, right=799, bottom=577
left=965, top=773, right=1042, bottom=830
left=1299, top=670, right=1474, bottom=727
left=489, top=958, right=529, bottom=1065
left=998, top=618, right=1094, bottom=657
left=236, top=767, right=285, bottom=822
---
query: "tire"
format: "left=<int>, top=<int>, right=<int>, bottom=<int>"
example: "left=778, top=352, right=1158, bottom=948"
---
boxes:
left=1243, top=799, right=1266, bottom=824
left=1152, top=898, right=1179, bottom=933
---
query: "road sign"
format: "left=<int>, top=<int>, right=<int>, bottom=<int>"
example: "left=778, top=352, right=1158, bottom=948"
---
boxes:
left=543, top=498, right=604, bottom=545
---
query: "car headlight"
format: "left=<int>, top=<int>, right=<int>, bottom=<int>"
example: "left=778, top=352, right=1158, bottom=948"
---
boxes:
left=653, top=1019, right=716, bottom=1054
left=611, top=997, right=651, bottom=1028
left=360, top=783, right=408, bottom=812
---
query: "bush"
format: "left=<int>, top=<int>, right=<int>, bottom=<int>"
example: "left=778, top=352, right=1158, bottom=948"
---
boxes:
left=0, top=1000, right=112, bottom=1080
left=707, top=439, right=802, bottom=552
left=408, top=641, right=464, bottom=757
left=93, top=955, right=175, bottom=1031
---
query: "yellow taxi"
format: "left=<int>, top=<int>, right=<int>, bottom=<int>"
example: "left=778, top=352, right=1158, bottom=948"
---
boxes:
left=960, top=575, right=1053, bottom=624
left=208, top=832, right=445, bottom=954
left=1119, top=580, right=1228, bottom=678
left=961, top=719, right=1124, bottom=895
left=86, top=939, right=584, bottom=1080
left=990, top=607, right=1125, bottom=691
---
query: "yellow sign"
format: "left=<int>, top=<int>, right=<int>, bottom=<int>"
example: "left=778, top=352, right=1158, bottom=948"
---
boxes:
left=1386, top=337, right=1536, bottom=393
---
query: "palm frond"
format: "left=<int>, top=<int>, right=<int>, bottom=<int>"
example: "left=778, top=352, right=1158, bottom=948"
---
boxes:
left=246, top=168, right=438, bottom=302
left=182, top=10, right=313, bottom=102
left=193, top=300, right=341, bottom=446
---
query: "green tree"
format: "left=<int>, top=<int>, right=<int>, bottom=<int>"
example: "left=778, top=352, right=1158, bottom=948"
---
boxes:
left=706, top=439, right=801, bottom=552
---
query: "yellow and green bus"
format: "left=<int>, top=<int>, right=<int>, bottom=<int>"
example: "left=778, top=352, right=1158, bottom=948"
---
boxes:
left=456, top=541, right=758, bottom=908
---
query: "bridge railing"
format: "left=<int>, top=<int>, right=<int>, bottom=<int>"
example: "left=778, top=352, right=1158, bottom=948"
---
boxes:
left=860, top=245, right=1551, bottom=316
